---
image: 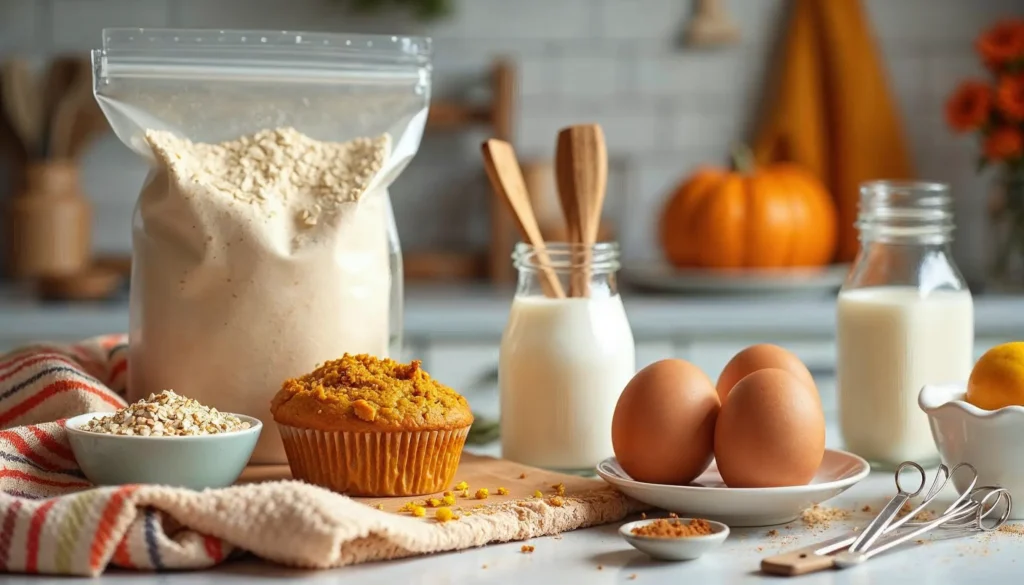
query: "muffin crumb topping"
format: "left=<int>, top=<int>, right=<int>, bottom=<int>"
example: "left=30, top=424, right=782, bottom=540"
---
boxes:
left=271, top=354, right=472, bottom=431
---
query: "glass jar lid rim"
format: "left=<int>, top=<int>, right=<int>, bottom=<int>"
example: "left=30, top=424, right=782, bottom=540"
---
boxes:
left=513, top=241, right=620, bottom=252
left=861, top=180, right=949, bottom=194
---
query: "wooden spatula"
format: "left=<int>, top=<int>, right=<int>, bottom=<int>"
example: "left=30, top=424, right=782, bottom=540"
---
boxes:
left=482, top=139, right=566, bottom=299
left=555, top=124, right=608, bottom=297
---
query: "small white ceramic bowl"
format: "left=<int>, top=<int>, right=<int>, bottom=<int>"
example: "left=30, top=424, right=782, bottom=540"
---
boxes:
left=65, top=412, right=262, bottom=490
left=920, top=383, right=1024, bottom=519
left=619, top=518, right=729, bottom=561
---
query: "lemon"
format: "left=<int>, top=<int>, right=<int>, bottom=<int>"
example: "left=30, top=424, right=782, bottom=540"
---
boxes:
left=966, top=342, right=1024, bottom=410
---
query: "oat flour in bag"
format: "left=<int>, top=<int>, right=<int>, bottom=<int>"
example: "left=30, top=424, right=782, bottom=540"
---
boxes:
left=129, top=127, right=393, bottom=463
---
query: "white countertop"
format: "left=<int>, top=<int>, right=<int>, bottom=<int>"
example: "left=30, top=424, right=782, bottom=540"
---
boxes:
left=7, top=412, right=1024, bottom=582
left=7, top=467, right=1023, bottom=584
left=5, top=287, right=1024, bottom=582
left=3, top=284, right=1024, bottom=341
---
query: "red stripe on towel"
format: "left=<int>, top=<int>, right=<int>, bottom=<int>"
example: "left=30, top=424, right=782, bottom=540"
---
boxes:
left=0, top=499, right=22, bottom=570
left=26, top=499, right=57, bottom=573
left=0, top=380, right=123, bottom=427
left=0, top=469, right=90, bottom=489
left=89, top=485, right=138, bottom=571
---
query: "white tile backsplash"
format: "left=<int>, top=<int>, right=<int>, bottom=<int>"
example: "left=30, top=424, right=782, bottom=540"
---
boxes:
left=0, top=0, right=41, bottom=52
left=51, top=0, right=169, bottom=51
left=1, top=0, right=1022, bottom=272
left=596, top=0, right=688, bottom=41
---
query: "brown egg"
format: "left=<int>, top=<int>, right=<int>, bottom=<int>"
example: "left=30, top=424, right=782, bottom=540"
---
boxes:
left=611, top=359, right=720, bottom=485
left=714, top=368, right=825, bottom=488
left=716, top=344, right=818, bottom=404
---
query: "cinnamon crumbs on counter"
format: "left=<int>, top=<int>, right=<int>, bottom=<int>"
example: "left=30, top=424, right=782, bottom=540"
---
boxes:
left=521, top=545, right=535, bottom=553
left=898, top=501, right=937, bottom=522
left=801, top=505, right=851, bottom=526
left=631, top=518, right=714, bottom=538
left=998, top=524, right=1024, bottom=536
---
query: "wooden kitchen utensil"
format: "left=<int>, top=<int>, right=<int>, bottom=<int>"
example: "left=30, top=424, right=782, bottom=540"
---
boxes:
left=48, top=59, right=95, bottom=159
left=1, top=59, right=44, bottom=158
left=41, top=56, right=80, bottom=157
left=482, top=139, right=566, bottom=299
left=555, top=124, right=608, bottom=297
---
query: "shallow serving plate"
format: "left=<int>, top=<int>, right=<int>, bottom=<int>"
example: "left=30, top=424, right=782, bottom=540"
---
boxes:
left=620, top=518, right=729, bottom=561
left=621, top=262, right=850, bottom=296
left=597, top=449, right=869, bottom=527
left=66, top=412, right=262, bottom=490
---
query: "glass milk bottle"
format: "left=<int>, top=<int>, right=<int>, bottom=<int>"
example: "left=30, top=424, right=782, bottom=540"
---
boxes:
left=500, top=242, right=635, bottom=474
left=837, top=181, right=973, bottom=469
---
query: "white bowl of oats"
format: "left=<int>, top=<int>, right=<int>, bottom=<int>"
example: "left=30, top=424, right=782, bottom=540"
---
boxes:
left=66, top=390, right=261, bottom=489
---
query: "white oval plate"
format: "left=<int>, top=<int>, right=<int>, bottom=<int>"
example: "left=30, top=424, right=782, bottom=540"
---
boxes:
left=597, top=449, right=870, bottom=527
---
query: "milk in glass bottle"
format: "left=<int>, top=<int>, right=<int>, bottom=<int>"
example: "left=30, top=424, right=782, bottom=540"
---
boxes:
left=500, top=242, right=635, bottom=474
left=837, top=181, right=973, bottom=469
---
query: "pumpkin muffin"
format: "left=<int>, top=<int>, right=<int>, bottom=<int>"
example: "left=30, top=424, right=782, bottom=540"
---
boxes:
left=270, top=354, right=473, bottom=496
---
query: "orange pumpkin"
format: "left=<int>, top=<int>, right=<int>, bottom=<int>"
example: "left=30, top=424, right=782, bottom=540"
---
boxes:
left=660, top=156, right=838, bottom=269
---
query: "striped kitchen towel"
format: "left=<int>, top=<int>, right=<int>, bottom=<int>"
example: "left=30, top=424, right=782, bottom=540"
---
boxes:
left=0, top=335, right=641, bottom=576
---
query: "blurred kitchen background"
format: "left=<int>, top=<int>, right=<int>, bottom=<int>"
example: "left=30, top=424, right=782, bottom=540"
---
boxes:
left=2, top=0, right=1023, bottom=280
left=2, top=0, right=1024, bottom=438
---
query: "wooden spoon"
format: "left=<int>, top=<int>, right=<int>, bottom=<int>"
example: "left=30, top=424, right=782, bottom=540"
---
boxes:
left=49, top=59, right=96, bottom=159
left=555, top=124, right=608, bottom=297
left=42, top=56, right=80, bottom=157
left=482, top=139, right=566, bottom=299
left=2, top=59, right=44, bottom=158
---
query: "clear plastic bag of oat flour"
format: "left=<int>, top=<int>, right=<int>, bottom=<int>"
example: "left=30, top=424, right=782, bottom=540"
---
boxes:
left=93, top=29, right=430, bottom=463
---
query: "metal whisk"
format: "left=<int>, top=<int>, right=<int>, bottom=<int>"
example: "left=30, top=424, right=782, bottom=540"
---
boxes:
left=761, top=461, right=1012, bottom=576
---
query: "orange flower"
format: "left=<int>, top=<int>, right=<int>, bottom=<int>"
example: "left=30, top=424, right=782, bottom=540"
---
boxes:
left=945, top=81, right=993, bottom=132
left=984, top=126, right=1024, bottom=161
left=976, top=19, right=1024, bottom=71
left=997, top=74, right=1024, bottom=121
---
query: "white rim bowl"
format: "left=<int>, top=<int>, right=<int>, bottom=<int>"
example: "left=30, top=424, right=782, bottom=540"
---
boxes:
left=620, top=518, right=730, bottom=561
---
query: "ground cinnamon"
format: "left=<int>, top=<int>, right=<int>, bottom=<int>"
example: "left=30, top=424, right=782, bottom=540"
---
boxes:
left=631, top=518, right=714, bottom=538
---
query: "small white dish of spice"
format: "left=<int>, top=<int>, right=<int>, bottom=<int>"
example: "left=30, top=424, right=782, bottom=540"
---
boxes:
left=620, top=516, right=729, bottom=561
left=66, top=390, right=261, bottom=490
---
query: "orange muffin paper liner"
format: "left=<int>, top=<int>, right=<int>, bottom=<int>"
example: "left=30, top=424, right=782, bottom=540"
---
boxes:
left=277, top=424, right=471, bottom=496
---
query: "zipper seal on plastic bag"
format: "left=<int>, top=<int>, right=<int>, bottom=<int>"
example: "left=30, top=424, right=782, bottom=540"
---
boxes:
left=94, top=28, right=431, bottom=85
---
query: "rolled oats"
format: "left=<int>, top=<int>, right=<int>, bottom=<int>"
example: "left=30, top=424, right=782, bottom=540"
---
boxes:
left=81, top=390, right=250, bottom=437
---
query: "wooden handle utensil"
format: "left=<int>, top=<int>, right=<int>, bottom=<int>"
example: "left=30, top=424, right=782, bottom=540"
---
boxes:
left=555, top=124, right=607, bottom=297
left=482, top=139, right=566, bottom=299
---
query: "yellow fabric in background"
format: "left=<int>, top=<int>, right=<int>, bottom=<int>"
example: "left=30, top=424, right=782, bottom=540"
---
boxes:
left=753, top=0, right=915, bottom=263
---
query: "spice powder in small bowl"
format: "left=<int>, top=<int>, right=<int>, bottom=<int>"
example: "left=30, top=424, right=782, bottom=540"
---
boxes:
left=66, top=390, right=261, bottom=490
left=620, top=517, right=730, bottom=562
left=631, top=518, right=715, bottom=538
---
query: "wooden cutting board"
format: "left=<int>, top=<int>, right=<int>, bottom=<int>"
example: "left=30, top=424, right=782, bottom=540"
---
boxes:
left=237, top=453, right=638, bottom=515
